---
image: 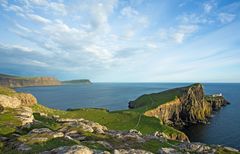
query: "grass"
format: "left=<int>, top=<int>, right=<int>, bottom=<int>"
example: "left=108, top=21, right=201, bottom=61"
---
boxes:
left=130, top=88, right=184, bottom=113
left=29, top=138, right=77, bottom=153
left=0, top=109, right=22, bottom=135
left=31, top=104, right=184, bottom=137
left=32, top=113, right=62, bottom=131
left=141, top=139, right=176, bottom=153
left=0, top=86, right=16, bottom=96
left=216, top=147, right=240, bottom=154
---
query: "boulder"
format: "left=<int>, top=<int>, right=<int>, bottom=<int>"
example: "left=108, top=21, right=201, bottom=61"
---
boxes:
left=0, top=94, right=21, bottom=108
left=15, top=93, right=37, bottom=107
left=17, top=143, right=32, bottom=151
left=178, top=142, right=214, bottom=153
left=158, top=148, right=181, bottom=154
left=129, top=129, right=142, bottom=136
left=41, top=145, right=93, bottom=154
left=114, top=149, right=153, bottom=154
left=15, top=107, right=34, bottom=126
left=29, top=128, right=53, bottom=134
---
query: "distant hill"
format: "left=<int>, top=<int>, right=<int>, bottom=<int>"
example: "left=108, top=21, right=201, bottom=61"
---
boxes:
left=0, top=73, right=62, bottom=88
left=62, top=79, right=92, bottom=84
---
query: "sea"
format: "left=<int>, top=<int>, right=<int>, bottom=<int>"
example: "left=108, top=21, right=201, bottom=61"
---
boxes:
left=16, top=83, right=240, bottom=149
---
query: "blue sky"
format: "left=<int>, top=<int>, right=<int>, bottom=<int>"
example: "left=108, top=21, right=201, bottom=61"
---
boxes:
left=0, top=0, right=240, bottom=82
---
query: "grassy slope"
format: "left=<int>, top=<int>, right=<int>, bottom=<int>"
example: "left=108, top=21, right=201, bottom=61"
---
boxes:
left=0, top=73, right=34, bottom=80
left=130, top=87, right=184, bottom=113
left=0, top=85, right=184, bottom=137
left=32, top=104, right=183, bottom=136
left=0, top=86, right=16, bottom=96
left=0, top=108, right=22, bottom=135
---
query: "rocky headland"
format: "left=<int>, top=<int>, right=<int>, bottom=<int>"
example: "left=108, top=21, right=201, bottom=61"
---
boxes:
left=62, top=79, right=92, bottom=85
left=0, top=84, right=239, bottom=154
left=0, top=73, right=61, bottom=88
left=129, top=83, right=229, bottom=128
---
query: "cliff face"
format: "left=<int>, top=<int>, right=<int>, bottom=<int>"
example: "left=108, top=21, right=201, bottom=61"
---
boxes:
left=0, top=74, right=61, bottom=88
left=205, top=95, right=229, bottom=111
left=130, top=83, right=229, bottom=127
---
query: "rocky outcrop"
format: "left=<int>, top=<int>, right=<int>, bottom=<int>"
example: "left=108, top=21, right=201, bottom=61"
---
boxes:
left=41, top=145, right=93, bottom=154
left=0, top=74, right=61, bottom=88
left=15, top=93, right=37, bottom=106
left=15, top=107, right=34, bottom=125
left=0, top=94, right=21, bottom=108
left=55, top=117, right=108, bottom=134
left=0, top=93, right=37, bottom=109
left=114, top=149, right=153, bottom=154
left=130, top=83, right=229, bottom=127
left=205, top=95, right=230, bottom=111
left=154, top=131, right=189, bottom=142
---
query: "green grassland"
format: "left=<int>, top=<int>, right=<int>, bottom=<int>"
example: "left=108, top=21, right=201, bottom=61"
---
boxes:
left=129, top=87, right=184, bottom=113
left=32, top=104, right=184, bottom=137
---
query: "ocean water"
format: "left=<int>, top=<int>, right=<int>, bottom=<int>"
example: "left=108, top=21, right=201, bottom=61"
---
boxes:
left=16, top=83, right=240, bottom=149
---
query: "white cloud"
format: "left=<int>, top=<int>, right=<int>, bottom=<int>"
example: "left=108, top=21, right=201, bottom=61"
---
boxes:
left=12, top=45, right=33, bottom=53
left=147, top=43, right=158, bottom=49
left=204, top=3, right=212, bottom=13
left=0, top=43, right=33, bottom=53
left=173, top=25, right=198, bottom=43
left=28, top=0, right=48, bottom=6
left=121, top=6, right=138, bottom=17
left=15, top=24, right=32, bottom=33
left=48, top=2, right=67, bottom=15
left=27, top=14, right=51, bottom=24
left=218, top=13, right=236, bottom=24
left=25, top=0, right=67, bottom=15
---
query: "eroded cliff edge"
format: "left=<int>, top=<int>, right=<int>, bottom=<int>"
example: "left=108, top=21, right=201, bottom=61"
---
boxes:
left=0, top=73, right=61, bottom=88
left=129, top=83, right=229, bottom=127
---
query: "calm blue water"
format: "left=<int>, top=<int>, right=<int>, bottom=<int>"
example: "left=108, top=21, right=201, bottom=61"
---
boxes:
left=16, top=83, right=240, bottom=149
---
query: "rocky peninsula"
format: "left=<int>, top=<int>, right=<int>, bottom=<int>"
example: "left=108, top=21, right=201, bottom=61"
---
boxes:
left=129, top=83, right=229, bottom=128
left=0, top=84, right=239, bottom=154
left=0, top=74, right=61, bottom=88
left=62, top=79, right=92, bottom=85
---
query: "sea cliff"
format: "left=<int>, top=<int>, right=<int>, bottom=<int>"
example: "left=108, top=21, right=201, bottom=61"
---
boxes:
left=0, top=74, right=61, bottom=88
left=129, top=83, right=229, bottom=127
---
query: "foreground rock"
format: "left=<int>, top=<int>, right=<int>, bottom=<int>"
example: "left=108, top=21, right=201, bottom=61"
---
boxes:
left=41, top=145, right=93, bottom=154
left=15, top=107, right=34, bottom=125
left=0, top=93, right=37, bottom=109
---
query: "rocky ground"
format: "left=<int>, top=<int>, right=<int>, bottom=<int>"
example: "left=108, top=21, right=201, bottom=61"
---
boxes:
left=0, top=86, right=239, bottom=154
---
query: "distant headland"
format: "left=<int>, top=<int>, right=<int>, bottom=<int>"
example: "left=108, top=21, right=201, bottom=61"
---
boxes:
left=62, top=79, right=92, bottom=85
left=0, top=73, right=92, bottom=88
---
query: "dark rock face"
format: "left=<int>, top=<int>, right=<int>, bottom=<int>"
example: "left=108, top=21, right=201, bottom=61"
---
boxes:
left=0, top=75, right=61, bottom=88
left=205, top=95, right=230, bottom=111
left=130, top=83, right=229, bottom=127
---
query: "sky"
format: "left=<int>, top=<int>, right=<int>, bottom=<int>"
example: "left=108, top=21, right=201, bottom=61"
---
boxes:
left=0, top=0, right=240, bottom=82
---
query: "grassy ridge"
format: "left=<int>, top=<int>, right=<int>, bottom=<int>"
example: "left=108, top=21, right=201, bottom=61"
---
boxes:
left=129, top=87, right=184, bottom=113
